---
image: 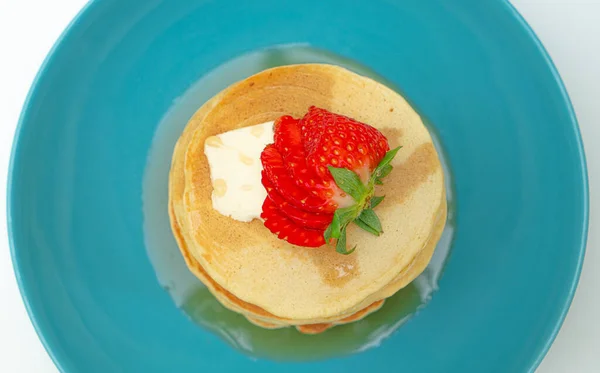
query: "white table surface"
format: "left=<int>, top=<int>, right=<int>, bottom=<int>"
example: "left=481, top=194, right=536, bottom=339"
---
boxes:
left=0, top=0, right=598, bottom=371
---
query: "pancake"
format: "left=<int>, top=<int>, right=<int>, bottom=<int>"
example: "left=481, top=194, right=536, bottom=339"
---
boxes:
left=170, top=63, right=446, bottom=326
left=167, top=83, right=395, bottom=332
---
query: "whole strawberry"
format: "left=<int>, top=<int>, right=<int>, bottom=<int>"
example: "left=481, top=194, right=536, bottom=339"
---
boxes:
left=260, top=106, right=401, bottom=254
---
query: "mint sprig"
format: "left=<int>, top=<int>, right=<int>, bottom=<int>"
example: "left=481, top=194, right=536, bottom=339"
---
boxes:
left=328, top=167, right=367, bottom=201
left=324, top=146, right=401, bottom=255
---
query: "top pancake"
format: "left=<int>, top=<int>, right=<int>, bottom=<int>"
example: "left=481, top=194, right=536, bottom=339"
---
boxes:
left=176, top=64, right=445, bottom=320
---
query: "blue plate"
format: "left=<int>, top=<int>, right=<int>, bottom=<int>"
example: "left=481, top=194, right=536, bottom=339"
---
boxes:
left=8, top=0, right=588, bottom=372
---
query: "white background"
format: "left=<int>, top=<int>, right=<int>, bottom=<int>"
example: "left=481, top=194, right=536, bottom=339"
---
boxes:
left=0, top=0, right=598, bottom=371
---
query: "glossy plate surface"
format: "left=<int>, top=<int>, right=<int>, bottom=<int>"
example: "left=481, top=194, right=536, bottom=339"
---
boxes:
left=8, top=0, right=588, bottom=372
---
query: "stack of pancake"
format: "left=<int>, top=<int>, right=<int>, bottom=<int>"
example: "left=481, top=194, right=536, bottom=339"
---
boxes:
left=168, top=64, right=446, bottom=334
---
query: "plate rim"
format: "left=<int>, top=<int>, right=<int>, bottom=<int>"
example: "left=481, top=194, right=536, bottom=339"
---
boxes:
left=502, top=1, right=589, bottom=370
left=6, top=1, right=589, bottom=372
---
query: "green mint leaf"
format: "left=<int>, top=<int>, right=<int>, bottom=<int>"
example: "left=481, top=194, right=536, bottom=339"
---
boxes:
left=373, top=164, right=393, bottom=186
left=375, top=146, right=402, bottom=172
left=328, top=166, right=367, bottom=202
left=323, top=224, right=333, bottom=243
left=370, top=195, right=385, bottom=209
left=335, top=227, right=347, bottom=254
left=336, top=206, right=358, bottom=226
left=358, top=209, right=382, bottom=233
left=370, top=147, right=400, bottom=187
left=328, top=212, right=341, bottom=239
left=377, top=164, right=393, bottom=179
left=335, top=226, right=356, bottom=255
left=354, top=218, right=381, bottom=236
left=326, top=206, right=357, bottom=241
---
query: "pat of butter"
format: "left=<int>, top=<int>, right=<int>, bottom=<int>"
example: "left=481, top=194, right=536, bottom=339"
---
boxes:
left=204, top=121, right=275, bottom=222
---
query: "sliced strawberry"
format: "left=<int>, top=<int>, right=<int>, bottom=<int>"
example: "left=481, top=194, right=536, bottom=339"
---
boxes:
left=261, top=198, right=325, bottom=248
left=274, top=115, right=303, bottom=152
left=262, top=172, right=333, bottom=230
left=260, top=106, right=400, bottom=252
left=261, top=144, right=336, bottom=213
left=274, top=115, right=334, bottom=199
left=301, top=106, right=390, bottom=180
